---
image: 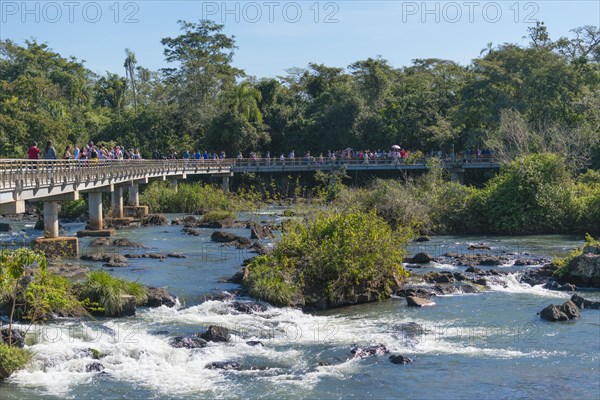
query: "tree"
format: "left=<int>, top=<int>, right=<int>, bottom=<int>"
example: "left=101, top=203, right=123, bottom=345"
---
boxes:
left=124, top=48, right=138, bottom=113
left=161, top=20, right=243, bottom=140
left=0, top=249, right=47, bottom=346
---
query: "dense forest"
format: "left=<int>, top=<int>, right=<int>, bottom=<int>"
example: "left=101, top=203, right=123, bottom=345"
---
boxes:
left=0, top=21, right=598, bottom=168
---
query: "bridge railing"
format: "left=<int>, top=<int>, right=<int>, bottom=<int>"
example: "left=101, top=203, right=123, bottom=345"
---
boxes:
left=0, top=159, right=233, bottom=191
left=231, top=155, right=495, bottom=169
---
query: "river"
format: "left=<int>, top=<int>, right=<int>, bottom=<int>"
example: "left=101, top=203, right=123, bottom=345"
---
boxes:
left=0, top=212, right=599, bottom=400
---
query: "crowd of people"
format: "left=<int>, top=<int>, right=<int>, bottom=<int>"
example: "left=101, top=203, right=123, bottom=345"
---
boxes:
left=25, top=142, right=493, bottom=165
left=26, top=141, right=143, bottom=161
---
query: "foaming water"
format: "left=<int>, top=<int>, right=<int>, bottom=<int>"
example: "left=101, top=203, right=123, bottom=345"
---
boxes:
left=486, top=273, right=571, bottom=298
left=3, top=228, right=599, bottom=400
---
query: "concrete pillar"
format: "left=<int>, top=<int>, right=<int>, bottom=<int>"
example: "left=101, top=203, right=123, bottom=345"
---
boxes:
left=222, top=175, right=230, bottom=194
left=88, top=192, right=103, bottom=230
left=128, top=184, right=140, bottom=206
left=450, top=169, right=465, bottom=184
left=111, top=186, right=124, bottom=218
left=43, top=201, right=59, bottom=238
left=169, top=178, right=178, bottom=192
left=0, top=200, right=25, bottom=215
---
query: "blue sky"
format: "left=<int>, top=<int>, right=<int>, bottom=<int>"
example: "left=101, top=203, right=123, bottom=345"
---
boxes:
left=1, top=1, right=598, bottom=78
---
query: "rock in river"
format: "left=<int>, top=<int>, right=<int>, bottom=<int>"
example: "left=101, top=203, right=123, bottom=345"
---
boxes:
left=406, top=296, right=435, bottom=307
left=200, top=325, right=231, bottom=342
left=540, top=300, right=580, bottom=322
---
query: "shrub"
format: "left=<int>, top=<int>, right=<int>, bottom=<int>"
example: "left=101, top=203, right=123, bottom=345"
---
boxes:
left=140, top=181, right=237, bottom=215
left=246, top=210, right=410, bottom=308
left=59, top=199, right=87, bottom=220
left=0, top=343, right=30, bottom=380
left=79, top=271, right=147, bottom=316
left=22, top=271, right=86, bottom=321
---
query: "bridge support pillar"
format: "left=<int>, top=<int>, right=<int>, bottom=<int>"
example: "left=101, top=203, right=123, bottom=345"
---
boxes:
left=169, top=178, right=178, bottom=193
left=111, top=187, right=124, bottom=218
left=128, top=184, right=140, bottom=206
left=43, top=201, right=59, bottom=238
left=123, top=182, right=149, bottom=218
left=77, top=191, right=115, bottom=237
left=222, top=175, right=230, bottom=194
left=32, top=201, right=79, bottom=258
left=450, top=169, right=465, bottom=184
left=0, top=200, right=25, bottom=215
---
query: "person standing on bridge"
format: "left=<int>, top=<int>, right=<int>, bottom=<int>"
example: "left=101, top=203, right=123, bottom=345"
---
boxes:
left=44, top=141, right=57, bottom=160
left=26, top=142, right=40, bottom=159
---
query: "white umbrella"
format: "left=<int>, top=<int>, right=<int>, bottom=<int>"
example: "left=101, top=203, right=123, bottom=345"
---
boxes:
left=391, top=145, right=401, bottom=150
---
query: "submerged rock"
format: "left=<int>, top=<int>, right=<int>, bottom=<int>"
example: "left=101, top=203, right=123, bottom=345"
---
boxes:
left=406, top=296, right=435, bottom=307
left=570, top=294, right=600, bottom=310
left=211, top=231, right=252, bottom=249
left=246, top=340, right=263, bottom=347
left=520, top=264, right=559, bottom=286
left=205, top=361, right=241, bottom=370
left=85, top=362, right=105, bottom=373
left=389, top=355, right=413, bottom=364
left=182, top=227, right=200, bottom=236
left=351, top=344, right=389, bottom=359
left=414, top=236, right=430, bottom=242
left=467, top=243, right=491, bottom=250
left=170, top=336, right=207, bottom=349
left=542, top=281, right=576, bottom=292
left=200, top=325, right=231, bottom=342
left=230, top=301, right=268, bottom=314
left=407, top=253, right=433, bottom=264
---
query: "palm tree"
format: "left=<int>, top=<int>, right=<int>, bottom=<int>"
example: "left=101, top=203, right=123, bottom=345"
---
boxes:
left=480, top=42, right=494, bottom=57
left=124, top=49, right=138, bottom=113
left=231, top=82, right=263, bottom=122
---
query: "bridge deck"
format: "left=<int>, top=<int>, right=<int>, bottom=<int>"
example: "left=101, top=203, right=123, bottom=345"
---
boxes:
left=0, top=157, right=499, bottom=204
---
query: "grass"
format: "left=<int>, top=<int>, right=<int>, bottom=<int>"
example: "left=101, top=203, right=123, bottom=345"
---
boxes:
left=78, top=271, right=147, bottom=316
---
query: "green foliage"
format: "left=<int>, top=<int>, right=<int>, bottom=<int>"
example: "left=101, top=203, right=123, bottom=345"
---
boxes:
left=461, top=153, right=577, bottom=234
left=0, top=343, right=30, bottom=380
left=79, top=271, right=147, bottom=317
left=553, top=234, right=599, bottom=279
left=22, top=271, right=86, bottom=321
left=246, top=210, right=410, bottom=307
left=59, top=199, right=87, bottom=220
left=140, top=181, right=237, bottom=215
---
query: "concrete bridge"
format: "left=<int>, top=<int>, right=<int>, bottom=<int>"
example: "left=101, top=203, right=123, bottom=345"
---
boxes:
left=0, top=157, right=499, bottom=256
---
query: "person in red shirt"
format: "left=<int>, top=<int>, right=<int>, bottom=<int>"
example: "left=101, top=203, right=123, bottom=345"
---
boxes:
left=27, top=142, right=40, bottom=159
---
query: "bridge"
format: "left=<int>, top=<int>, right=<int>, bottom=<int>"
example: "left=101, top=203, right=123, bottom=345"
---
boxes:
left=0, top=157, right=499, bottom=256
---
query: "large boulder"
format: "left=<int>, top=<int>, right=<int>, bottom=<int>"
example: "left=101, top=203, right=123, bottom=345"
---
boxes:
left=559, top=245, right=600, bottom=288
left=520, top=264, right=559, bottom=286
left=200, top=325, right=231, bottom=342
left=210, top=231, right=252, bottom=249
left=141, top=214, right=168, bottom=226
left=407, top=253, right=433, bottom=264
left=145, top=287, right=177, bottom=308
left=540, top=300, right=581, bottom=322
